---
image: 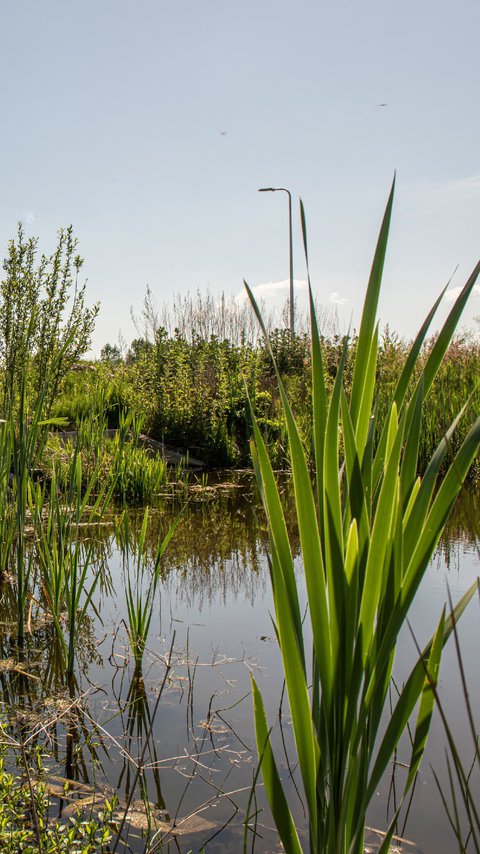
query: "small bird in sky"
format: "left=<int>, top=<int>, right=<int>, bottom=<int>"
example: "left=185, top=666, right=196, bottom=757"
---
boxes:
left=219, top=129, right=228, bottom=135
left=379, top=103, right=388, bottom=107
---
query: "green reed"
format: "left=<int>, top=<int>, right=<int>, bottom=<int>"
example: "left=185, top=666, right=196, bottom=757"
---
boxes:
left=46, top=410, right=169, bottom=506
left=121, top=508, right=181, bottom=670
left=247, top=180, right=480, bottom=853
left=10, top=375, right=69, bottom=643
left=34, top=429, right=116, bottom=676
left=0, top=419, right=15, bottom=581
left=111, top=413, right=168, bottom=505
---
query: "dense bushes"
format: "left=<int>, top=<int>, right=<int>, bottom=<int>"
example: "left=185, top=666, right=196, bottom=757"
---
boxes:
left=53, top=323, right=480, bottom=481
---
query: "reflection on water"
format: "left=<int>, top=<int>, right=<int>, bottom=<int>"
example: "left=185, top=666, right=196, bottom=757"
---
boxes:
left=0, top=483, right=478, bottom=852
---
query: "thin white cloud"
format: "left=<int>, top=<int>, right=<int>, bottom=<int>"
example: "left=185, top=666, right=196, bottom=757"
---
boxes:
left=237, top=278, right=307, bottom=304
left=403, top=174, right=480, bottom=199
left=444, top=283, right=480, bottom=303
left=401, top=175, right=480, bottom=218
left=445, top=174, right=480, bottom=197
left=329, top=291, right=348, bottom=305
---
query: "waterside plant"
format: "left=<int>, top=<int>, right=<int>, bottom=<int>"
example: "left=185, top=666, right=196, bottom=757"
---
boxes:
left=247, top=180, right=480, bottom=853
left=120, top=507, right=182, bottom=670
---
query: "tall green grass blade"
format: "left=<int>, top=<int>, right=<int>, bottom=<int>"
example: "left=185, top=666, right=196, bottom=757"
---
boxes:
left=350, top=176, right=395, bottom=430
left=403, top=404, right=467, bottom=557
left=399, top=376, right=424, bottom=506
left=358, top=407, right=404, bottom=662
left=355, top=325, right=379, bottom=459
left=246, top=283, right=333, bottom=707
left=373, top=608, right=446, bottom=854
left=251, top=441, right=320, bottom=827
left=372, top=283, right=448, bottom=486
left=405, top=608, right=445, bottom=790
left=323, top=339, right=349, bottom=665
left=300, top=199, right=328, bottom=531
left=251, top=677, right=303, bottom=854
left=249, top=431, right=304, bottom=657
left=367, top=579, right=478, bottom=802
left=341, top=388, right=370, bottom=572
left=404, top=415, right=480, bottom=598
left=420, top=261, right=480, bottom=397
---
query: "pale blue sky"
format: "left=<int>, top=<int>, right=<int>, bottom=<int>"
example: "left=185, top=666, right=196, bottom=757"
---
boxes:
left=1, top=0, right=479, bottom=352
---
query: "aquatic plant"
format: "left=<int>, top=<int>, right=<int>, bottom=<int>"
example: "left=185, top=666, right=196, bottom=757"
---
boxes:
left=45, top=410, right=169, bottom=506
left=430, top=568, right=480, bottom=852
left=34, top=428, right=116, bottom=675
left=10, top=368, right=70, bottom=643
left=247, top=180, right=480, bottom=853
left=0, top=720, right=114, bottom=852
left=121, top=508, right=181, bottom=669
left=110, top=414, right=169, bottom=505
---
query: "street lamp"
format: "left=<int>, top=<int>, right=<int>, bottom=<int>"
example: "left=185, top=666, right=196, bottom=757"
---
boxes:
left=258, top=187, right=294, bottom=336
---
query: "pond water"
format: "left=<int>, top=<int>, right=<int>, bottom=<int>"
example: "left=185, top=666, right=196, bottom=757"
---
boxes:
left=0, top=477, right=479, bottom=853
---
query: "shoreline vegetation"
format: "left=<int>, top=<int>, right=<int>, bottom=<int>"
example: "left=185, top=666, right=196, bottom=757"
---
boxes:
left=0, top=184, right=478, bottom=852
left=1, top=221, right=479, bottom=493
left=55, top=296, right=480, bottom=486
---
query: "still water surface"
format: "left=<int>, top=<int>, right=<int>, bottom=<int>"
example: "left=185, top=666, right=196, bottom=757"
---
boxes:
left=3, top=479, right=479, bottom=852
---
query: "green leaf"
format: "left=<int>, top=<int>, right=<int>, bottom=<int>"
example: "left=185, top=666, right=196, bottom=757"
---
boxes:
left=367, top=579, right=478, bottom=801
left=251, top=677, right=303, bottom=854
left=350, top=176, right=395, bottom=430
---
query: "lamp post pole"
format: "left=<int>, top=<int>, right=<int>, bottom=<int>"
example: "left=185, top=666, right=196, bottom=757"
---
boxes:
left=258, top=187, right=294, bottom=336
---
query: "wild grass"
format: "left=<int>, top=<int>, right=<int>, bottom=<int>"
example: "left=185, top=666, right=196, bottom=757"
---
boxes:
left=429, top=584, right=480, bottom=853
left=34, top=445, right=115, bottom=677
left=246, top=181, right=480, bottom=853
left=44, top=412, right=170, bottom=506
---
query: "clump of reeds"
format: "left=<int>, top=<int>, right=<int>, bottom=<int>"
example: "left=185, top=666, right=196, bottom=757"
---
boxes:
left=247, top=180, right=480, bottom=853
left=120, top=508, right=181, bottom=670
left=109, top=415, right=168, bottom=505
left=35, top=437, right=115, bottom=677
left=45, top=411, right=169, bottom=505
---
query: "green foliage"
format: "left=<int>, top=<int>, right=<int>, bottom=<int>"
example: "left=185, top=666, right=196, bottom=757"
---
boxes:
left=120, top=507, right=182, bottom=668
left=34, top=439, right=115, bottom=676
left=247, top=183, right=480, bottom=853
left=109, top=432, right=169, bottom=505
left=9, top=367, right=69, bottom=641
left=0, top=224, right=98, bottom=416
left=45, top=412, right=169, bottom=506
left=79, top=305, right=480, bottom=476
left=51, top=363, right=132, bottom=429
left=125, top=336, right=154, bottom=364
left=100, top=342, right=123, bottom=364
left=0, top=737, right=114, bottom=852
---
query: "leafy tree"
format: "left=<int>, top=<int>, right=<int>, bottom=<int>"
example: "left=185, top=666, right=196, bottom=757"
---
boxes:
left=100, top=342, right=123, bottom=364
left=0, top=224, right=99, bottom=415
left=125, top=337, right=153, bottom=364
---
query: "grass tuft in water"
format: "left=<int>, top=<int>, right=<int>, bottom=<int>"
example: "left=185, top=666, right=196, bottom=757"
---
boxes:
left=120, top=508, right=182, bottom=670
